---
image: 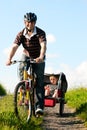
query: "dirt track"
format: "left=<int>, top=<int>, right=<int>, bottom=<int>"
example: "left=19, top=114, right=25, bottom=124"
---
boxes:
left=42, top=104, right=87, bottom=130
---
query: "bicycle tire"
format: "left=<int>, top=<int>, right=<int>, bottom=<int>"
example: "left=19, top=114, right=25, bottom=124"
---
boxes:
left=59, top=99, right=64, bottom=116
left=14, top=80, right=32, bottom=122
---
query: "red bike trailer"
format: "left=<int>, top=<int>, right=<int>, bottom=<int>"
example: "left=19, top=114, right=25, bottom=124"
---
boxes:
left=44, top=72, right=68, bottom=116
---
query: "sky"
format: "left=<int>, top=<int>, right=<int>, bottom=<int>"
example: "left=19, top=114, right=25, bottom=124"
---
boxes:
left=0, top=0, right=87, bottom=93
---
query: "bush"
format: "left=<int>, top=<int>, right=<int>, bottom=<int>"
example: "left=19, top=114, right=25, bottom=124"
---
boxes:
left=0, top=83, right=7, bottom=96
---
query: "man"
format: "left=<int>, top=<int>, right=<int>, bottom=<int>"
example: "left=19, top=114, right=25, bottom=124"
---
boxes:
left=6, top=12, right=47, bottom=115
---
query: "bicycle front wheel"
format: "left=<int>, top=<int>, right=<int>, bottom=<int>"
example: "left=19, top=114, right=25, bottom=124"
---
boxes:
left=14, top=81, right=32, bottom=122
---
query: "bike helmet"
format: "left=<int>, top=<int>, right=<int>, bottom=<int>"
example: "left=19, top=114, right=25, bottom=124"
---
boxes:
left=24, top=12, right=37, bottom=22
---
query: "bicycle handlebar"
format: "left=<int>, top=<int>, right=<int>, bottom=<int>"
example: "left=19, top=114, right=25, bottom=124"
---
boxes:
left=11, top=59, right=36, bottom=64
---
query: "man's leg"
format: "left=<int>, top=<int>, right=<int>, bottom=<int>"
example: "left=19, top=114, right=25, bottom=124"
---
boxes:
left=18, top=54, right=30, bottom=80
left=33, top=62, right=45, bottom=114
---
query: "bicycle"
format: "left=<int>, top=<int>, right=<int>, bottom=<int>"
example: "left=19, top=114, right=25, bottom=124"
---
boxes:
left=12, top=59, right=37, bottom=123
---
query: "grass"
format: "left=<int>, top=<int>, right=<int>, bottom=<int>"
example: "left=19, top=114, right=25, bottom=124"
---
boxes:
left=1, top=87, right=87, bottom=129
left=0, top=95, right=43, bottom=130
left=65, top=87, right=87, bottom=126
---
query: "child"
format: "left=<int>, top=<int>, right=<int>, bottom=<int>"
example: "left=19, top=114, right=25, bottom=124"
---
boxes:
left=44, top=75, right=58, bottom=98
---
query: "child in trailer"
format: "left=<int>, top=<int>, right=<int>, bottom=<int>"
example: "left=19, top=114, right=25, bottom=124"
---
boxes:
left=44, top=75, right=58, bottom=98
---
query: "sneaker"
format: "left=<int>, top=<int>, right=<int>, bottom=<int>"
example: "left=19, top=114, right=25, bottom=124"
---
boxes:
left=35, top=108, right=44, bottom=115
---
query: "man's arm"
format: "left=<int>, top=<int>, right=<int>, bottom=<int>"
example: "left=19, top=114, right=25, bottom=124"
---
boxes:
left=35, top=41, right=47, bottom=63
left=6, top=44, right=19, bottom=65
left=40, top=41, right=46, bottom=59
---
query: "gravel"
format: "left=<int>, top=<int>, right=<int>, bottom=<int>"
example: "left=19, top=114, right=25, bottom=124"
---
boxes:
left=42, top=104, right=87, bottom=130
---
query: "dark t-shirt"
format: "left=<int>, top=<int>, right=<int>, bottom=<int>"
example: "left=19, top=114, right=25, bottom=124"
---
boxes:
left=13, top=26, right=46, bottom=59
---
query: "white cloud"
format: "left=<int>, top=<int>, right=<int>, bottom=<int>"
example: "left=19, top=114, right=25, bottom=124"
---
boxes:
left=47, top=34, right=56, bottom=43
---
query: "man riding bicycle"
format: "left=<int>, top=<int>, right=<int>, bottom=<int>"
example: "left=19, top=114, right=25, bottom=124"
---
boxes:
left=6, top=12, right=47, bottom=115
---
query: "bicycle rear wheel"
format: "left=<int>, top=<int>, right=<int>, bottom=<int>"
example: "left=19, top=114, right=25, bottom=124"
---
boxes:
left=14, top=81, right=32, bottom=122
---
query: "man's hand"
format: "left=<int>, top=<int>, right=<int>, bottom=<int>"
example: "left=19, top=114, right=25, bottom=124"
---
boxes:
left=35, top=57, right=43, bottom=63
left=6, top=59, right=12, bottom=65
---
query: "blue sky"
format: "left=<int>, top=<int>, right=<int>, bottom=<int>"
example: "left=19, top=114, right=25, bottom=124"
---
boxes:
left=0, top=0, right=87, bottom=93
